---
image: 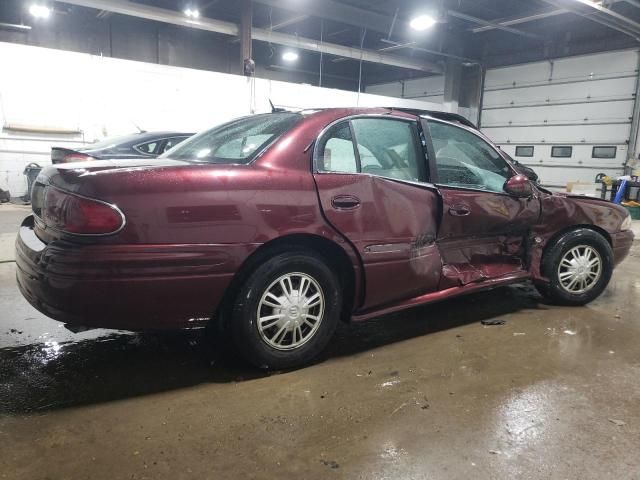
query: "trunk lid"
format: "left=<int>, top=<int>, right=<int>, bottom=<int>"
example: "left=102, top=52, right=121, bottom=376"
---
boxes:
left=41, top=158, right=192, bottom=188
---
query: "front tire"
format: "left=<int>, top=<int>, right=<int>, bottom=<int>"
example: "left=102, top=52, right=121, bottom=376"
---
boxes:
left=230, top=250, right=341, bottom=369
left=537, top=228, right=613, bottom=305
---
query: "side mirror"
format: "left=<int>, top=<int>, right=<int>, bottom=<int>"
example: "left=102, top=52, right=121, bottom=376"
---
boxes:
left=504, top=174, right=533, bottom=198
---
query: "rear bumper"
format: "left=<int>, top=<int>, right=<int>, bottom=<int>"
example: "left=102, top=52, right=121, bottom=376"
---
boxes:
left=612, top=229, right=634, bottom=266
left=15, top=215, right=256, bottom=330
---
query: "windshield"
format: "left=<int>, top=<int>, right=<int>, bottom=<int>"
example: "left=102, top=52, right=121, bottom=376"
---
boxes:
left=162, top=113, right=302, bottom=163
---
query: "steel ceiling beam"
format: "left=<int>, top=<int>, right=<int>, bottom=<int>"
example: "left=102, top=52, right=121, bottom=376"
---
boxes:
left=255, top=0, right=541, bottom=41
left=53, top=0, right=442, bottom=73
left=254, top=0, right=391, bottom=35
left=253, top=28, right=441, bottom=72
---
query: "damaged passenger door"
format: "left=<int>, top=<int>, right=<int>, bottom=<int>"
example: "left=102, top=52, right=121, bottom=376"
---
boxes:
left=421, top=118, right=541, bottom=289
left=312, top=116, right=442, bottom=310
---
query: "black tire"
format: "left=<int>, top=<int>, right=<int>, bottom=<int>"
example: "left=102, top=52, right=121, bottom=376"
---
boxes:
left=230, top=250, right=341, bottom=369
left=537, top=228, right=613, bottom=306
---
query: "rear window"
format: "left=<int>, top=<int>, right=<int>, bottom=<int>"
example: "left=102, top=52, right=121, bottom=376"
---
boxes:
left=163, top=113, right=302, bottom=164
left=81, top=133, right=148, bottom=151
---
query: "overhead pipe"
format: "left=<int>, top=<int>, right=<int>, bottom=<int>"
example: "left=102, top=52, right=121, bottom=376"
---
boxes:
left=53, top=0, right=442, bottom=73
left=471, top=0, right=634, bottom=34
left=539, top=0, right=640, bottom=41
left=570, top=0, right=640, bottom=31
left=378, top=39, right=479, bottom=63
left=0, top=22, right=32, bottom=31
left=472, top=10, right=568, bottom=33
left=447, top=10, right=544, bottom=40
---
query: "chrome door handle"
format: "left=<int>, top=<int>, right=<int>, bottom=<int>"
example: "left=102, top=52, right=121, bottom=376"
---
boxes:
left=449, top=205, right=471, bottom=216
left=331, top=195, right=361, bottom=210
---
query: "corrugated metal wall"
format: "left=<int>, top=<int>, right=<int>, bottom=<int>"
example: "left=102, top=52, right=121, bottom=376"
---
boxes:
left=366, top=76, right=446, bottom=104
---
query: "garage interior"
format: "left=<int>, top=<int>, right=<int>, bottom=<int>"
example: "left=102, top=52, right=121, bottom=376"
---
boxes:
left=1, top=0, right=640, bottom=478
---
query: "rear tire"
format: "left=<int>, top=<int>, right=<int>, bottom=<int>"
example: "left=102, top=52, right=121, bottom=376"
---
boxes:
left=537, top=228, right=613, bottom=306
left=230, top=250, right=341, bottom=369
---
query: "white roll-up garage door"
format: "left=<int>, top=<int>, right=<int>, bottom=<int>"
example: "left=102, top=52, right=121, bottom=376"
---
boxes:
left=481, top=49, right=639, bottom=190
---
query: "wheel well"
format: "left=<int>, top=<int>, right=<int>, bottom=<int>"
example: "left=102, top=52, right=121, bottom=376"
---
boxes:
left=213, top=234, right=357, bottom=331
left=540, top=224, right=612, bottom=263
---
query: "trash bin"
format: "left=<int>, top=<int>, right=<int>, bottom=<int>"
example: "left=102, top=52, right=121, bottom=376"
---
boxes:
left=623, top=205, right=640, bottom=220
left=23, top=163, right=43, bottom=203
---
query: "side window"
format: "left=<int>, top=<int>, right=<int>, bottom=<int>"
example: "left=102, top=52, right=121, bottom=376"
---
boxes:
left=428, top=121, right=511, bottom=193
left=317, top=123, right=358, bottom=173
left=162, top=136, right=189, bottom=153
left=136, top=141, right=159, bottom=155
left=351, top=118, right=423, bottom=182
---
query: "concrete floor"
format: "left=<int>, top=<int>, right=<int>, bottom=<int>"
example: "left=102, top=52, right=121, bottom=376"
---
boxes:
left=1, top=204, right=639, bottom=479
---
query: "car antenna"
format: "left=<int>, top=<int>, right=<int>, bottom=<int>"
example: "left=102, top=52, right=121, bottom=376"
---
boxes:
left=269, top=99, right=287, bottom=113
left=131, top=120, right=147, bottom=134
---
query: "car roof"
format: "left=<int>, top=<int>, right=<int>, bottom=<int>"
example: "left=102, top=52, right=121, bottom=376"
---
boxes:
left=385, top=108, right=477, bottom=129
left=293, top=107, right=477, bottom=130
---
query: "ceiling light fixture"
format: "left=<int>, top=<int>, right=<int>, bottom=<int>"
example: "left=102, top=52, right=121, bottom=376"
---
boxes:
left=409, top=14, right=437, bottom=31
left=184, top=8, right=200, bottom=18
left=282, top=51, right=299, bottom=62
left=29, top=4, right=51, bottom=19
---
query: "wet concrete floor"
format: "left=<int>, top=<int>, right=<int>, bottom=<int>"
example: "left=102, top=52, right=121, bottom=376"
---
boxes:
left=1, top=214, right=639, bottom=478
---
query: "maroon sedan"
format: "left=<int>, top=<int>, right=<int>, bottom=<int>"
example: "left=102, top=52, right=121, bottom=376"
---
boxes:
left=16, top=108, right=634, bottom=368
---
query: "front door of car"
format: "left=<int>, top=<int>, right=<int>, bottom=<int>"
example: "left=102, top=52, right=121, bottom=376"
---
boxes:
left=312, top=116, right=442, bottom=311
left=421, top=118, right=541, bottom=288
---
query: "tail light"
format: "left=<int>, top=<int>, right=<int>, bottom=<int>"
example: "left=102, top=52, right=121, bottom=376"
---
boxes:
left=42, top=187, right=124, bottom=235
left=61, top=153, right=92, bottom=163
left=51, top=148, right=93, bottom=164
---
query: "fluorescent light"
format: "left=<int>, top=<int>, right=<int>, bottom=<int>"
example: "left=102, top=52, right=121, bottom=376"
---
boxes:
left=409, top=14, right=436, bottom=31
left=282, top=51, right=299, bottom=62
left=29, top=4, right=50, bottom=19
left=184, top=8, right=200, bottom=18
